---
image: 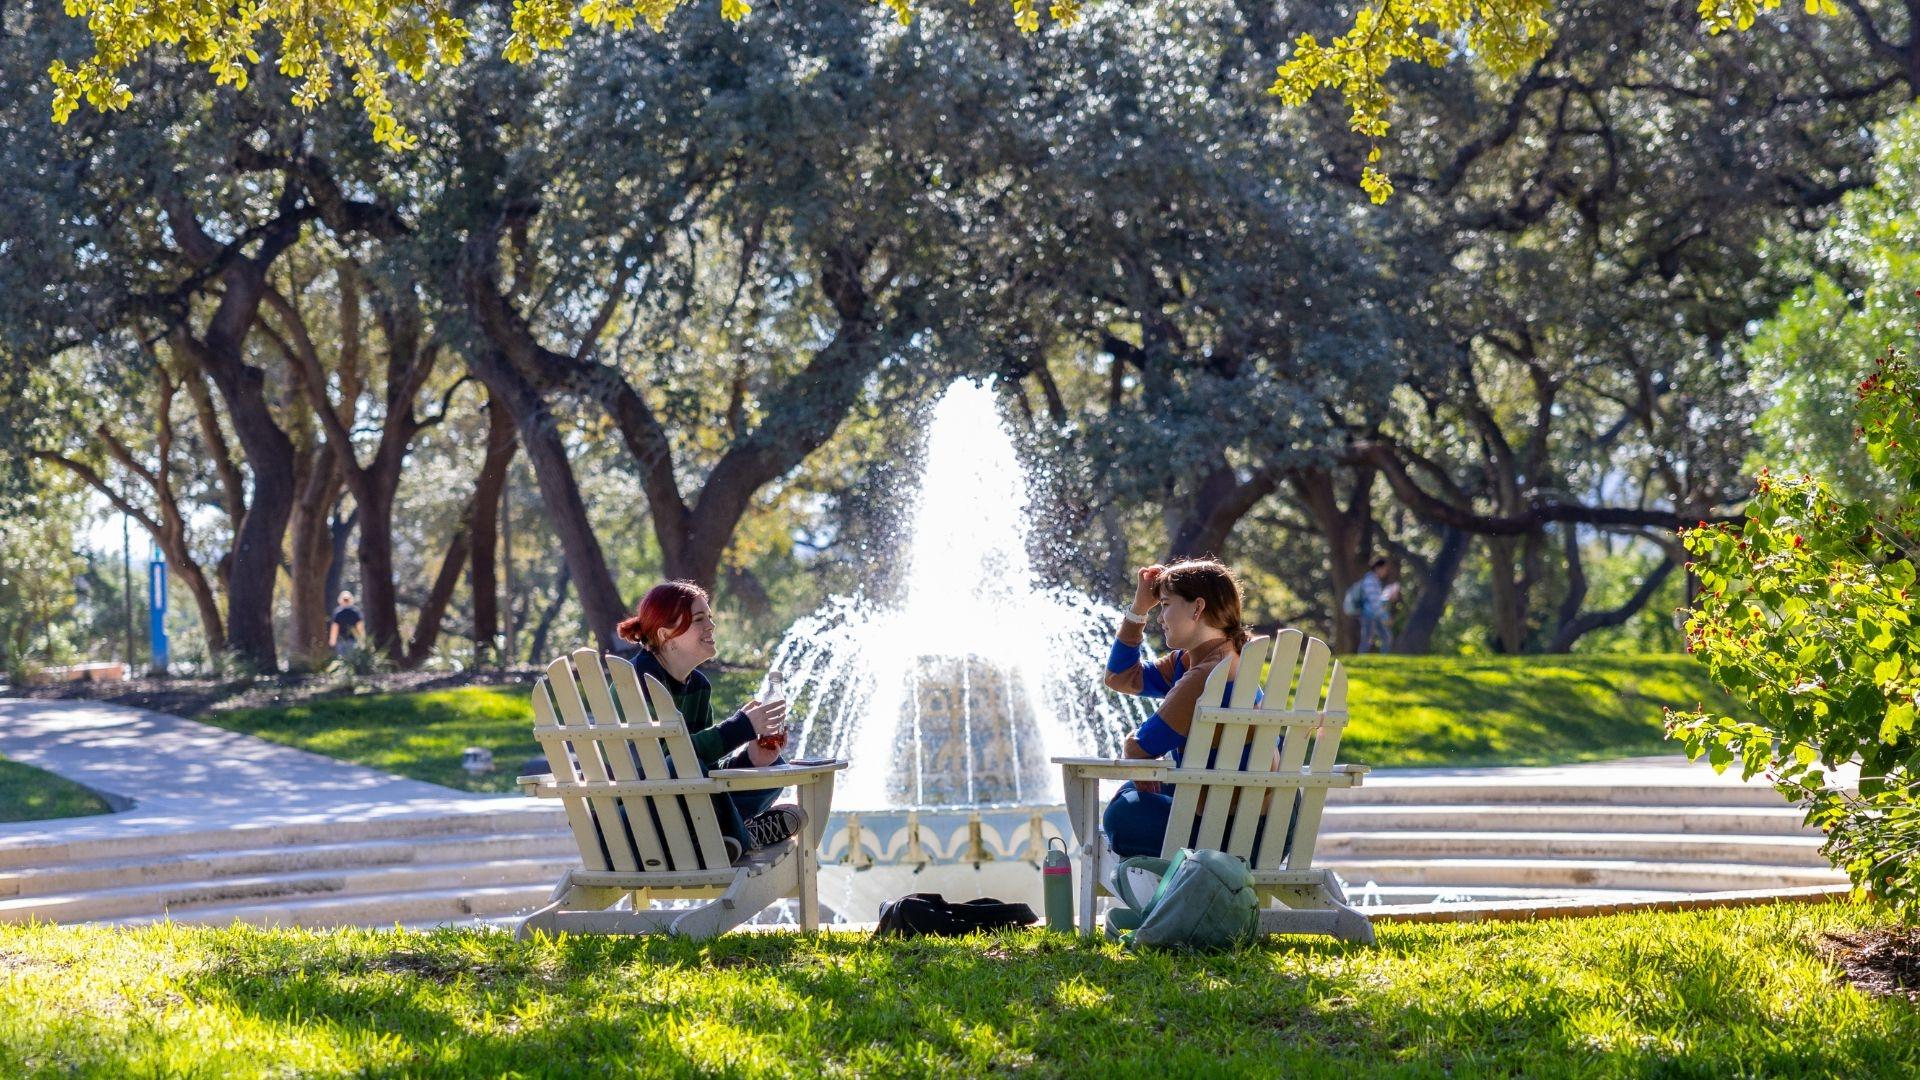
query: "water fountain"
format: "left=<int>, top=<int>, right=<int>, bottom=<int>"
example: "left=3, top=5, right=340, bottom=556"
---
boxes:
left=766, top=381, right=1150, bottom=921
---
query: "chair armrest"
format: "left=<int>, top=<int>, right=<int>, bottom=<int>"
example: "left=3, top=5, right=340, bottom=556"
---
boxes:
left=709, top=760, right=849, bottom=792
left=517, top=772, right=557, bottom=795
left=1052, top=757, right=1174, bottom=782
left=1335, top=763, right=1370, bottom=786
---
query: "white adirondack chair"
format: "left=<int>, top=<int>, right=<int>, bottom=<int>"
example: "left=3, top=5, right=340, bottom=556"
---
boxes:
left=515, top=648, right=846, bottom=939
left=1054, top=628, right=1374, bottom=944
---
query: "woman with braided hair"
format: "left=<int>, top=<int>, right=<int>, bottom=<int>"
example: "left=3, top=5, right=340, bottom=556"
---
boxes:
left=1100, top=558, right=1256, bottom=857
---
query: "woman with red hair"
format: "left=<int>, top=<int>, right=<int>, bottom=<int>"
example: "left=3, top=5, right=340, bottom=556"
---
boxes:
left=529, top=581, right=802, bottom=862
left=616, top=581, right=803, bottom=861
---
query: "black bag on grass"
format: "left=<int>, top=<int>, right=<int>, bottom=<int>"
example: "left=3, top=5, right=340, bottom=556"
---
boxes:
left=873, top=893, right=1037, bottom=938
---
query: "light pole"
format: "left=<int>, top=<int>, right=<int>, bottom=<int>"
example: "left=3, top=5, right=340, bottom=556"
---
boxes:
left=148, top=545, right=169, bottom=675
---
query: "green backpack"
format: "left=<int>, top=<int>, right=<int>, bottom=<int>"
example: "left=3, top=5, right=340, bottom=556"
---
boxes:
left=1103, top=848, right=1260, bottom=951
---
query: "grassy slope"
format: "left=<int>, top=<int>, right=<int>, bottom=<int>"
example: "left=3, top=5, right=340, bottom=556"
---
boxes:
left=203, top=657, right=1721, bottom=792
left=0, top=755, right=113, bottom=822
left=0, top=903, right=1912, bottom=1078
left=1337, top=654, right=1736, bottom=769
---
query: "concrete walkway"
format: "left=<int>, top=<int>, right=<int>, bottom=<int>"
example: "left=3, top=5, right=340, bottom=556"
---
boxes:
left=0, top=698, right=526, bottom=855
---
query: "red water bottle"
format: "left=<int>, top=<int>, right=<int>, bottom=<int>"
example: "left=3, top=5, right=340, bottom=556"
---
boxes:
left=756, top=671, right=788, bottom=752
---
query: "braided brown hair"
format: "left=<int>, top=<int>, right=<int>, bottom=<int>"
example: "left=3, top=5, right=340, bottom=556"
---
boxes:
left=1158, top=558, right=1252, bottom=649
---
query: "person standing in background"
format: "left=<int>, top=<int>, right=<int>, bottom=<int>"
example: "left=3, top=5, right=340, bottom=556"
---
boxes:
left=329, top=592, right=363, bottom=660
left=1355, top=558, right=1396, bottom=654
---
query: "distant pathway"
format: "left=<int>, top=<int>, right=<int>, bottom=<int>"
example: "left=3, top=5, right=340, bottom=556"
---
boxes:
left=0, top=698, right=522, bottom=854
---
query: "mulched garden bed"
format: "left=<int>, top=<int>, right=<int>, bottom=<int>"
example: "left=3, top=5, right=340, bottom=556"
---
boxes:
left=1819, top=927, right=1920, bottom=1002
left=1, top=659, right=761, bottom=719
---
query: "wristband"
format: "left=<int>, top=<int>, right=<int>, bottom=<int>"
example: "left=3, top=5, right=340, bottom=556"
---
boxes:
left=1121, top=608, right=1149, bottom=624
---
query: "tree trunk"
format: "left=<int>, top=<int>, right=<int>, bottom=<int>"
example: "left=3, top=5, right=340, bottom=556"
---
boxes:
left=469, top=396, right=517, bottom=662
left=405, top=508, right=474, bottom=667
left=527, top=564, right=572, bottom=663
left=1286, top=465, right=1377, bottom=654
left=163, top=200, right=307, bottom=673
left=325, top=505, right=358, bottom=606
left=1394, top=526, right=1469, bottom=654
left=191, top=352, right=295, bottom=672
left=1546, top=534, right=1680, bottom=653
left=286, top=444, right=344, bottom=672
left=466, top=349, right=624, bottom=648
left=1164, top=457, right=1277, bottom=563
left=1485, top=535, right=1528, bottom=653
left=354, top=490, right=405, bottom=662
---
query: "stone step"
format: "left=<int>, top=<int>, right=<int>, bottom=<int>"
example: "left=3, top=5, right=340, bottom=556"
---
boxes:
left=1328, top=779, right=1796, bottom=808
left=0, top=830, right=575, bottom=899
left=1317, top=830, right=1831, bottom=866
left=0, top=802, right=564, bottom=871
left=0, top=855, right=573, bottom=925
left=1342, top=884, right=1699, bottom=907
left=1321, top=857, right=1847, bottom=893
left=107, top=883, right=557, bottom=930
left=1318, top=804, right=1817, bottom=836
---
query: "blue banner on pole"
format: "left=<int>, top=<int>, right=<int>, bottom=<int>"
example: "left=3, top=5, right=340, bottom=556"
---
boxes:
left=148, top=549, right=169, bottom=674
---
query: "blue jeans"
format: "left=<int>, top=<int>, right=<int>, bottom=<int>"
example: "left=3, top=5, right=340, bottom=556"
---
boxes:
left=1358, top=615, right=1391, bottom=653
left=709, top=746, right=784, bottom=845
left=1103, top=782, right=1175, bottom=858
left=1101, top=781, right=1296, bottom=860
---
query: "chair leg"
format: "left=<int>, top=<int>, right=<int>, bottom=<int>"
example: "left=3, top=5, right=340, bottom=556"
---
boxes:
left=668, top=848, right=797, bottom=939
left=514, top=871, right=650, bottom=940
left=1264, top=874, right=1375, bottom=945
left=1073, top=777, right=1102, bottom=938
left=516, top=870, right=578, bottom=940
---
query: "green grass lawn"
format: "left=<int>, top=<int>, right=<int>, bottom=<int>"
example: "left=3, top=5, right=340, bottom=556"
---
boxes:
left=205, top=670, right=764, bottom=794
left=1338, top=653, right=1738, bottom=769
left=0, top=902, right=1911, bottom=1078
left=201, top=656, right=1723, bottom=792
left=0, top=754, right=114, bottom=822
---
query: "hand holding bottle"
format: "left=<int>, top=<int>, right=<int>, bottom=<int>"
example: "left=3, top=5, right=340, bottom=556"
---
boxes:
left=752, top=671, right=788, bottom=752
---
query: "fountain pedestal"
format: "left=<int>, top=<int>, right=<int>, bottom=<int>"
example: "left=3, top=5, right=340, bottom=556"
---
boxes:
left=889, top=655, right=1052, bottom=808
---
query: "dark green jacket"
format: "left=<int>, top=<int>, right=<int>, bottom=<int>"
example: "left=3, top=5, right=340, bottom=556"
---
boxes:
left=623, top=646, right=755, bottom=769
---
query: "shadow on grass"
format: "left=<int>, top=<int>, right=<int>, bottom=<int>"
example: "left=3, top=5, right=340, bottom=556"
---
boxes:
left=7, top=918, right=1891, bottom=1079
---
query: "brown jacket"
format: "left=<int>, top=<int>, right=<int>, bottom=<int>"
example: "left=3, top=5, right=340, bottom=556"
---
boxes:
left=1103, top=618, right=1240, bottom=743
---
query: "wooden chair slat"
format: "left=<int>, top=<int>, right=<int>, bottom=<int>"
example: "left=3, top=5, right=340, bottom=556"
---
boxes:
left=1290, top=636, right=1331, bottom=713
left=546, top=654, right=641, bottom=873
left=641, top=673, right=734, bottom=871
left=1229, top=636, right=1270, bottom=710
left=607, top=657, right=705, bottom=871
left=1288, top=661, right=1348, bottom=870
left=534, top=682, right=609, bottom=872
left=1255, top=643, right=1322, bottom=870
left=1158, top=658, right=1236, bottom=860
left=573, top=651, right=673, bottom=873
left=1260, top=629, right=1304, bottom=711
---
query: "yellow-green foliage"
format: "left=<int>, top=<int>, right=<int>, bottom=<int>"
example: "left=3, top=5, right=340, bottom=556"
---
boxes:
left=0, top=903, right=1913, bottom=1076
left=1268, top=0, right=1836, bottom=203
left=48, top=0, right=1083, bottom=152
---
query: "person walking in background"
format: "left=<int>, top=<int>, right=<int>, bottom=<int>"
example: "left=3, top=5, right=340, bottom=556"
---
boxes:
left=1349, top=557, right=1397, bottom=654
left=329, top=592, right=363, bottom=660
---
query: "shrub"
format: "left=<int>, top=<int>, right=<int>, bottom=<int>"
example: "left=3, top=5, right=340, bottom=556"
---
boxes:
left=1670, top=326, right=1920, bottom=917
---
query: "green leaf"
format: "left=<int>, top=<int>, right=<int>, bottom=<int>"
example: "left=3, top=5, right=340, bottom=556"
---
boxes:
left=1879, top=701, right=1916, bottom=743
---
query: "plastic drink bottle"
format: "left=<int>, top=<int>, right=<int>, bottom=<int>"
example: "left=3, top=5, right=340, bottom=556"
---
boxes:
left=757, top=671, right=787, bottom=752
left=1043, top=836, right=1074, bottom=933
